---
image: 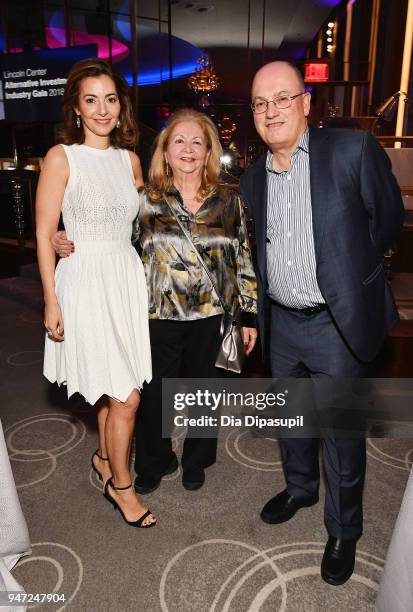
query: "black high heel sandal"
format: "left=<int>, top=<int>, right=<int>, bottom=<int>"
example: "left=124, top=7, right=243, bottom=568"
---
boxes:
left=104, top=478, right=157, bottom=528
left=91, top=449, right=110, bottom=482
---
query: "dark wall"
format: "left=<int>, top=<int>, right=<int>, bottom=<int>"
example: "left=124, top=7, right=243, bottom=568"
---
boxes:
left=373, top=0, right=408, bottom=111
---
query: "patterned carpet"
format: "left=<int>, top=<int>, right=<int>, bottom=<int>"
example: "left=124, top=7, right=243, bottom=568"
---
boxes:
left=0, top=285, right=410, bottom=612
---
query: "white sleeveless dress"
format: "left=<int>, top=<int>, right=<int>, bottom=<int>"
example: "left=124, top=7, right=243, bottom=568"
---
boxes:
left=43, top=144, right=152, bottom=405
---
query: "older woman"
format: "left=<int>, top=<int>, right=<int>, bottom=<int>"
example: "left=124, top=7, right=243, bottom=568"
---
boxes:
left=53, top=108, right=258, bottom=493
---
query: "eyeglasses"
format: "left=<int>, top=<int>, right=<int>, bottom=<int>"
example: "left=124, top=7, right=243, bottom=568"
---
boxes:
left=251, top=93, right=306, bottom=114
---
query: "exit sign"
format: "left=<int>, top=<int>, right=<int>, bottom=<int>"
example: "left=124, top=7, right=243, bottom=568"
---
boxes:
left=304, top=62, right=329, bottom=82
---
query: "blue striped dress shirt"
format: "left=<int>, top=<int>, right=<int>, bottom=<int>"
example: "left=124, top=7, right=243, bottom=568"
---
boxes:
left=265, top=128, right=325, bottom=308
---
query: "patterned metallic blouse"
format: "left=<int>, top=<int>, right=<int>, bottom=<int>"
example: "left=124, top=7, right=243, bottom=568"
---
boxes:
left=134, top=187, right=257, bottom=325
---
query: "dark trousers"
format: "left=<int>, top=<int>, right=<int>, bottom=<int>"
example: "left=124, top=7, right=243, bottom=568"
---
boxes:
left=134, top=315, right=222, bottom=477
left=269, top=302, right=367, bottom=540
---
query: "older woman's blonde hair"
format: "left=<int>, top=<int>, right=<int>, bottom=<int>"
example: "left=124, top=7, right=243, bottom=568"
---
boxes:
left=147, top=108, right=222, bottom=202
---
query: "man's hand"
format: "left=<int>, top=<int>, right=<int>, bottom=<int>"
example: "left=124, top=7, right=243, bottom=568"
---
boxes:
left=241, top=326, right=258, bottom=356
left=51, top=230, right=74, bottom=258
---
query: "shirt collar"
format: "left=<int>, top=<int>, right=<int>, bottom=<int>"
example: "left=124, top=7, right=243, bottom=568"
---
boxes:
left=297, top=127, right=309, bottom=153
left=165, top=185, right=179, bottom=198
left=164, top=186, right=218, bottom=209
left=265, top=127, right=309, bottom=173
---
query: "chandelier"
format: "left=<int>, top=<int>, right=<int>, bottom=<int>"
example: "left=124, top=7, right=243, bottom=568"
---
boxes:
left=218, top=115, right=237, bottom=146
left=188, top=56, right=220, bottom=94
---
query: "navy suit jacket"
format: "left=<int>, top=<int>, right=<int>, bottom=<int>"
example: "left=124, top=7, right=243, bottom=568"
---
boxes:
left=239, top=126, right=405, bottom=363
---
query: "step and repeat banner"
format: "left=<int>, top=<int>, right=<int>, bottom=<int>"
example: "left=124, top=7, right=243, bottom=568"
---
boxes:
left=0, top=45, right=97, bottom=123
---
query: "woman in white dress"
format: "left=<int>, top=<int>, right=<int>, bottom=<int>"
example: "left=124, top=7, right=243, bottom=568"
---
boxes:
left=36, top=58, right=156, bottom=528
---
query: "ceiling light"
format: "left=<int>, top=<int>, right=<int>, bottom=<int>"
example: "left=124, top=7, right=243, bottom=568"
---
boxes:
left=326, top=29, right=332, bottom=35
left=192, top=3, right=215, bottom=13
left=188, top=55, right=220, bottom=93
left=328, top=22, right=334, bottom=28
left=220, top=153, right=232, bottom=166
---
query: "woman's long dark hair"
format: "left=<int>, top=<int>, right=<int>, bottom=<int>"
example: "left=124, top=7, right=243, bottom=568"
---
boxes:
left=59, top=58, right=138, bottom=148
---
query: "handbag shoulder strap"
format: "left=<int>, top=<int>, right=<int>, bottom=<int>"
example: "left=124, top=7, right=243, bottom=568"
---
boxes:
left=164, top=194, right=228, bottom=313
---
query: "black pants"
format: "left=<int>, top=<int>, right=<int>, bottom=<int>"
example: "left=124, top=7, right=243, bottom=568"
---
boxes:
left=134, top=315, right=222, bottom=477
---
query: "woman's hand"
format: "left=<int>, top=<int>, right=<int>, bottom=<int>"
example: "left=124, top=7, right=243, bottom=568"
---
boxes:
left=44, top=301, right=64, bottom=341
left=52, top=231, right=74, bottom=258
left=241, top=326, right=257, bottom=356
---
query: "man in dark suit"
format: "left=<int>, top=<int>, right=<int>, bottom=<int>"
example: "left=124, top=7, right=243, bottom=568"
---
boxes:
left=240, top=61, right=404, bottom=586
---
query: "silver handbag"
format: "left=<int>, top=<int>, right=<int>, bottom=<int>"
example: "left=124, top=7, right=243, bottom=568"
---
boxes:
left=214, top=308, right=245, bottom=373
left=164, top=195, right=245, bottom=373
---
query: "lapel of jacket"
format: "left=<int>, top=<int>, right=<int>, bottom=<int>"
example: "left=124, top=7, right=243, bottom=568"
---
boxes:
left=251, top=156, right=267, bottom=281
left=308, top=125, right=331, bottom=264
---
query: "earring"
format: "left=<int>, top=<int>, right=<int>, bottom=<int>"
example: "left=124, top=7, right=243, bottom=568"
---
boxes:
left=203, top=165, right=207, bottom=181
left=76, top=115, right=81, bottom=128
left=116, top=119, right=120, bottom=128
left=166, top=161, right=170, bottom=176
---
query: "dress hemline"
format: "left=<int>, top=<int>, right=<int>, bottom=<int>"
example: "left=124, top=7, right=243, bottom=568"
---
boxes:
left=43, top=374, right=151, bottom=406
